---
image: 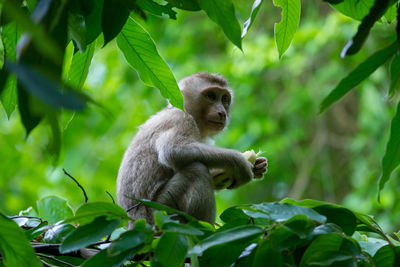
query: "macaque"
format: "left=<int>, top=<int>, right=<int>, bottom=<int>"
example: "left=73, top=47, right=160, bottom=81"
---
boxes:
left=117, top=73, right=267, bottom=226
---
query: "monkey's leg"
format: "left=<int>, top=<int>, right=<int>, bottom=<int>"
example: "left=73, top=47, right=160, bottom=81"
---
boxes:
left=156, top=162, right=216, bottom=224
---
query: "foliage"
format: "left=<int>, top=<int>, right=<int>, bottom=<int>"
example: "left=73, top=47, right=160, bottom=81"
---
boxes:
left=1, top=196, right=400, bottom=266
left=1, top=0, right=400, bottom=264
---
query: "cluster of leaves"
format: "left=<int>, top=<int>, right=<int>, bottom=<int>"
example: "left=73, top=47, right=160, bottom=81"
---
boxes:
left=1, top=0, right=400, bottom=199
left=1, top=195, right=400, bottom=266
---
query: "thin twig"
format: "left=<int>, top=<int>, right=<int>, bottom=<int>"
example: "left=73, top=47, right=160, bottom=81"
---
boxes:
left=105, top=191, right=115, bottom=204
left=63, top=168, right=88, bottom=203
left=127, top=203, right=141, bottom=212
left=37, top=253, right=75, bottom=267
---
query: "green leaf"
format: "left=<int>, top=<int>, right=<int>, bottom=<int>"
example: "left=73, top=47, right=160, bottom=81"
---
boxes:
left=329, top=0, right=374, bottom=21
left=85, top=0, right=104, bottom=44
left=116, top=18, right=183, bottom=109
left=389, top=54, right=400, bottom=98
left=242, top=0, right=263, bottom=39
left=300, top=233, right=345, bottom=267
left=153, top=232, right=189, bottom=267
left=379, top=101, right=400, bottom=194
left=200, top=0, right=242, bottom=49
left=272, top=0, right=301, bottom=58
left=47, top=111, right=61, bottom=161
left=371, top=244, right=395, bottom=267
left=189, top=225, right=263, bottom=256
left=36, top=196, right=74, bottom=224
left=252, top=240, right=283, bottom=267
left=320, top=41, right=397, bottom=113
left=5, top=62, right=86, bottom=110
left=384, top=3, right=397, bottom=23
left=341, top=0, right=391, bottom=56
left=81, top=246, right=136, bottom=267
left=107, top=230, right=146, bottom=255
left=60, top=216, right=120, bottom=253
left=137, top=0, right=177, bottom=19
left=165, top=0, right=200, bottom=11
left=67, top=43, right=95, bottom=89
left=0, top=22, right=18, bottom=118
left=249, top=202, right=326, bottom=223
left=63, top=202, right=130, bottom=225
left=0, top=214, right=42, bottom=267
left=102, top=0, right=129, bottom=46
left=220, top=206, right=249, bottom=224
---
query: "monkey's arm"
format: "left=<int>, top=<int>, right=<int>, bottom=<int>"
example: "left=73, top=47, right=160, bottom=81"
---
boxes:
left=155, top=130, right=253, bottom=188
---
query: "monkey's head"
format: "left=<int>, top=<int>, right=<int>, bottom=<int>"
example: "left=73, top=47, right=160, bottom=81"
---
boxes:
left=178, top=73, right=233, bottom=139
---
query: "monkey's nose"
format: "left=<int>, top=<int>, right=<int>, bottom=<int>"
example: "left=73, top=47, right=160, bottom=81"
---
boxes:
left=218, top=112, right=226, bottom=120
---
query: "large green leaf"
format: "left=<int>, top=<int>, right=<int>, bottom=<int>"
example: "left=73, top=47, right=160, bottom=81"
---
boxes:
left=134, top=199, right=198, bottom=222
left=60, top=216, right=120, bottom=253
left=85, top=0, right=104, bottom=44
left=341, top=0, right=391, bottom=56
left=63, top=202, right=130, bottom=225
left=17, top=84, right=43, bottom=135
left=153, top=232, right=189, bottom=267
left=102, top=0, right=129, bottom=46
left=272, top=0, right=301, bottom=58
left=189, top=225, right=263, bottom=256
left=43, top=223, right=76, bottom=243
left=0, top=22, right=18, bottom=118
left=116, top=17, right=183, bottom=109
left=0, top=214, right=42, bottom=267
left=107, top=230, right=146, bottom=255
left=320, top=41, right=397, bottom=113
left=199, top=0, right=242, bottom=49
left=389, top=54, right=400, bottom=98
left=359, top=239, right=395, bottom=267
left=379, top=101, right=400, bottom=194
left=329, top=0, right=374, bottom=21
left=251, top=240, right=283, bottom=267
left=36, top=196, right=74, bottom=224
left=67, top=43, right=95, bottom=89
left=154, top=211, right=204, bottom=236
left=242, top=0, right=263, bottom=39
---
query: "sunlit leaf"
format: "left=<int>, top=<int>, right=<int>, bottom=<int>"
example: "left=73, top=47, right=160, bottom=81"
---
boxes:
left=117, top=17, right=183, bottom=109
left=154, top=232, right=189, bottom=267
left=36, top=196, right=74, bottom=224
left=328, top=0, right=374, bottom=21
left=165, top=0, right=200, bottom=11
left=200, top=0, right=242, bottom=49
left=67, top=43, right=95, bottom=89
left=242, top=0, right=263, bottom=38
left=43, top=223, right=76, bottom=243
left=102, top=0, right=129, bottom=46
left=389, top=54, right=400, bottom=98
left=69, top=11, right=87, bottom=52
left=0, top=214, right=42, bottom=267
left=60, top=216, right=120, bottom=253
left=341, top=0, right=391, bottom=56
left=378, top=101, right=400, bottom=195
left=320, top=42, right=397, bottom=113
left=273, top=0, right=301, bottom=58
left=384, top=3, right=397, bottom=23
left=47, top=111, right=61, bottom=161
left=137, top=0, right=177, bottom=19
left=0, top=22, right=18, bottom=118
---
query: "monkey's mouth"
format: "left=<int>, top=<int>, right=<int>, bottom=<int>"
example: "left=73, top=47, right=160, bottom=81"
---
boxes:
left=208, top=121, right=225, bottom=128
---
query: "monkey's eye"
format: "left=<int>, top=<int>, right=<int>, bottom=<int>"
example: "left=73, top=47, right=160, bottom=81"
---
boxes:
left=221, top=94, right=230, bottom=105
left=205, top=91, right=217, bottom=101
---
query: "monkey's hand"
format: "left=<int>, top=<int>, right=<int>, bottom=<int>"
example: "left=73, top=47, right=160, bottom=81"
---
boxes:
left=253, top=157, right=268, bottom=179
left=228, top=155, right=254, bottom=189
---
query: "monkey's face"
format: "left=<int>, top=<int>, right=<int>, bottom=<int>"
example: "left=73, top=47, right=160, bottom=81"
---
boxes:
left=196, top=87, right=231, bottom=137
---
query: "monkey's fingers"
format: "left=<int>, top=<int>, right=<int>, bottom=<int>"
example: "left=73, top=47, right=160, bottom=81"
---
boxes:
left=253, top=167, right=267, bottom=179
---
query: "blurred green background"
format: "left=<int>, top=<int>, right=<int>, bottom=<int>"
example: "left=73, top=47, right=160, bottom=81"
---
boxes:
left=1, top=1, right=399, bottom=231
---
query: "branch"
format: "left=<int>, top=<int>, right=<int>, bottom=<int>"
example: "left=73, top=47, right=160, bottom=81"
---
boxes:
left=63, top=168, right=88, bottom=203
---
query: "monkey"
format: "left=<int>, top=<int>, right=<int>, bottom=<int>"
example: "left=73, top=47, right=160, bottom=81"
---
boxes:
left=116, top=72, right=267, bottom=226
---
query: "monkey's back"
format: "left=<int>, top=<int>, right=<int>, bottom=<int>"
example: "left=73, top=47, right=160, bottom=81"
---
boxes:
left=116, top=107, right=199, bottom=224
